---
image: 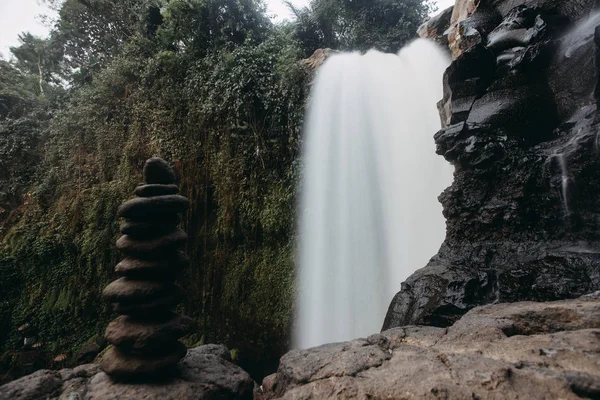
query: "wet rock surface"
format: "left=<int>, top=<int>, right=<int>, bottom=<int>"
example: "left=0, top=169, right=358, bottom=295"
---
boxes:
left=0, top=345, right=254, bottom=400
left=101, top=157, right=192, bottom=379
left=385, top=0, right=600, bottom=330
left=257, top=296, right=600, bottom=400
left=418, top=6, right=454, bottom=46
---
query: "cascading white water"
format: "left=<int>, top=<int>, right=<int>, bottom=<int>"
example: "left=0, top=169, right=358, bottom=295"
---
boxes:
left=294, top=39, right=454, bottom=349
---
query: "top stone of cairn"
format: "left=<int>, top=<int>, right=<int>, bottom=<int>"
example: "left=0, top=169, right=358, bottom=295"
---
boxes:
left=143, top=157, right=177, bottom=185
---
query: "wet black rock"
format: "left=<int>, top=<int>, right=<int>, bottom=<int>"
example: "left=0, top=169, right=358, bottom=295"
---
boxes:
left=385, top=0, right=600, bottom=331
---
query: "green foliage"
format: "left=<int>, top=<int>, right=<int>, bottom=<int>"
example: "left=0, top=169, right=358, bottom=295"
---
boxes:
left=289, top=0, right=434, bottom=54
left=157, top=0, right=271, bottom=56
left=0, top=0, right=429, bottom=379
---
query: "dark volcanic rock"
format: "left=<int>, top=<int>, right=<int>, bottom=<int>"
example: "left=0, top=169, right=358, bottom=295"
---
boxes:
left=120, top=219, right=181, bottom=238
left=143, top=157, right=177, bottom=185
left=258, top=296, right=600, bottom=400
left=117, top=195, right=189, bottom=220
left=112, top=290, right=183, bottom=316
left=105, top=313, right=193, bottom=351
left=102, top=157, right=191, bottom=379
left=134, top=184, right=179, bottom=197
left=100, top=342, right=188, bottom=378
left=103, top=278, right=176, bottom=303
left=115, top=252, right=189, bottom=279
left=0, top=345, right=254, bottom=400
left=115, top=229, right=188, bottom=256
left=385, top=0, right=600, bottom=330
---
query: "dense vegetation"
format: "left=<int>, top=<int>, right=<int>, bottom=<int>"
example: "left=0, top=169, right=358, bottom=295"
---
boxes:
left=0, top=0, right=432, bottom=382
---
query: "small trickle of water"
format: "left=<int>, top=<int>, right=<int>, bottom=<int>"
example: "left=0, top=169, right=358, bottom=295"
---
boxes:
left=564, top=11, right=600, bottom=58
left=549, top=152, right=571, bottom=215
left=294, top=39, right=453, bottom=349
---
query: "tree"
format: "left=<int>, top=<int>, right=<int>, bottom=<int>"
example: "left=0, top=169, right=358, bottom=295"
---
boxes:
left=10, top=33, right=64, bottom=95
left=49, top=0, right=161, bottom=81
left=288, top=0, right=434, bottom=54
left=157, top=0, right=272, bottom=57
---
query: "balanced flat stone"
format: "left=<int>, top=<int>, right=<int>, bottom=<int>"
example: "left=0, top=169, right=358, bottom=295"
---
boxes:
left=143, top=157, right=177, bottom=185
left=100, top=341, right=187, bottom=379
left=103, top=278, right=175, bottom=303
left=115, top=252, right=189, bottom=278
left=116, top=229, right=188, bottom=256
left=105, top=313, right=193, bottom=352
left=134, top=184, right=179, bottom=197
left=120, top=218, right=181, bottom=238
left=117, top=195, right=189, bottom=220
left=113, top=291, right=182, bottom=316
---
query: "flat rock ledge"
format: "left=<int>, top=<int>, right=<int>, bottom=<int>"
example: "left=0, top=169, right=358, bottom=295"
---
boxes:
left=0, top=344, right=254, bottom=400
left=257, top=294, right=600, bottom=400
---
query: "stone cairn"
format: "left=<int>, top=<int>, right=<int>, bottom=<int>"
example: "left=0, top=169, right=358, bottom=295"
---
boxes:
left=101, top=157, right=193, bottom=380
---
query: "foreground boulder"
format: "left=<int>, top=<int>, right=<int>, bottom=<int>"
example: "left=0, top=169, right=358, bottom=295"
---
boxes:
left=0, top=345, right=254, bottom=400
left=257, top=295, right=600, bottom=399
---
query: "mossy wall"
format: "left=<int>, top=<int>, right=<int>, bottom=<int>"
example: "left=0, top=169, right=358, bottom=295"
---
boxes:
left=0, top=33, right=308, bottom=380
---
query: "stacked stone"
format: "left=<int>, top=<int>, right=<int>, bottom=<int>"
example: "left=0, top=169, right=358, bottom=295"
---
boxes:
left=101, top=157, right=193, bottom=380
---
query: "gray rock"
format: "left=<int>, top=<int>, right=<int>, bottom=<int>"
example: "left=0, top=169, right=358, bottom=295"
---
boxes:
left=190, top=344, right=232, bottom=361
left=0, top=369, right=62, bottom=400
left=417, top=6, right=454, bottom=46
left=257, top=297, right=600, bottom=400
left=0, top=345, right=253, bottom=400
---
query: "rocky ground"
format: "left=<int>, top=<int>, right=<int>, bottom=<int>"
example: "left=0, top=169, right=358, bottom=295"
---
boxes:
left=257, top=293, right=600, bottom=399
left=0, top=344, right=254, bottom=400
left=3, top=294, right=599, bottom=399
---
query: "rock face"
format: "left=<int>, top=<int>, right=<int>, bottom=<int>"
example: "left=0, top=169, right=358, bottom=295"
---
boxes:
left=0, top=345, right=255, bottom=400
left=384, top=0, right=600, bottom=331
left=101, top=157, right=192, bottom=379
left=418, top=6, right=454, bottom=46
left=257, top=295, right=600, bottom=399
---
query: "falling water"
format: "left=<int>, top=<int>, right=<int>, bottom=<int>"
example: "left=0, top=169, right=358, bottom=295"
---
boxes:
left=549, top=152, right=571, bottom=215
left=295, top=39, right=453, bottom=349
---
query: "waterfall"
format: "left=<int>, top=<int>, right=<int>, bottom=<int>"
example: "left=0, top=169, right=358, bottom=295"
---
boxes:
left=294, top=39, right=453, bottom=349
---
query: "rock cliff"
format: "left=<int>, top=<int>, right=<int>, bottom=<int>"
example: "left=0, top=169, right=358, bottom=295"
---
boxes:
left=384, top=0, right=600, bottom=331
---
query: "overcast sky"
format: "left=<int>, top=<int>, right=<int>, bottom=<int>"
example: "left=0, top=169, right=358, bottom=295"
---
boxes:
left=0, top=0, right=456, bottom=59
